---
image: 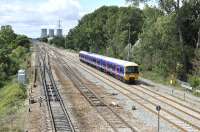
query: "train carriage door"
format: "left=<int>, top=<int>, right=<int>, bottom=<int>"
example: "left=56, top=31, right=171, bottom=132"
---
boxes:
left=105, top=61, right=108, bottom=72
left=116, top=65, right=120, bottom=79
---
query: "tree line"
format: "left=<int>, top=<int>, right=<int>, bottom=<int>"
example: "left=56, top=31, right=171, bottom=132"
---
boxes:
left=49, top=0, right=200, bottom=88
left=0, top=25, right=30, bottom=87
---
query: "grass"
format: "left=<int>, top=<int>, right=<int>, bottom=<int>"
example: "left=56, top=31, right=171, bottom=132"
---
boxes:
left=0, top=82, right=27, bottom=131
left=0, top=46, right=30, bottom=131
left=141, top=70, right=200, bottom=98
left=141, top=71, right=170, bottom=85
left=141, top=70, right=181, bottom=89
left=0, top=83, right=26, bottom=117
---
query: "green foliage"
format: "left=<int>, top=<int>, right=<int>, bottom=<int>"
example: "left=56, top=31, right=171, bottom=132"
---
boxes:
left=40, top=37, right=48, bottom=43
left=0, top=25, right=17, bottom=45
left=49, top=37, right=65, bottom=47
left=178, top=0, right=200, bottom=49
left=0, top=26, right=29, bottom=130
left=188, top=75, right=200, bottom=89
left=65, top=6, right=143, bottom=57
left=62, top=3, right=199, bottom=85
left=192, top=49, right=200, bottom=76
left=0, top=25, right=30, bottom=85
left=133, top=7, right=183, bottom=77
left=0, top=83, right=26, bottom=117
left=126, top=0, right=200, bottom=81
left=15, top=35, right=30, bottom=49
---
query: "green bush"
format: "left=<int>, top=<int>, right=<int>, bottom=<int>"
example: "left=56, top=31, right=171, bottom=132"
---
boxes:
left=0, top=83, right=26, bottom=117
left=188, top=75, right=200, bottom=89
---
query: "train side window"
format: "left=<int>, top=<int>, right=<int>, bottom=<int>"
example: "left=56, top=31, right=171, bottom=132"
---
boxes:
left=113, top=64, right=115, bottom=70
left=117, top=66, right=120, bottom=72
left=109, top=63, right=112, bottom=68
left=120, top=67, right=124, bottom=74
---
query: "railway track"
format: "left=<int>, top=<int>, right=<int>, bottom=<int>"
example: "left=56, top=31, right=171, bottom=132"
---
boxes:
left=49, top=50, right=137, bottom=132
left=45, top=46, right=200, bottom=132
left=37, top=47, right=75, bottom=132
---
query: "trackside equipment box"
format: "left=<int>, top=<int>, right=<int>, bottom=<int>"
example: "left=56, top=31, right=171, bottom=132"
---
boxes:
left=18, top=69, right=26, bottom=84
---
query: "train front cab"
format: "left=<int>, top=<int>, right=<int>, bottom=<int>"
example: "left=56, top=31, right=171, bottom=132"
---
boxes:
left=124, top=65, right=139, bottom=83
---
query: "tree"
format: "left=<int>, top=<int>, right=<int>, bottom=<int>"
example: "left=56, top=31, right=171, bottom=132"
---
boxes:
left=15, top=35, right=30, bottom=49
left=179, top=0, right=200, bottom=49
left=64, top=6, right=143, bottom=57
left=0, top=25, right=16, bottom=45
left=0, top=25, right=30, bottom=85
left=49, top=37, right=65, bottom=48
left=126, top=0, right=185, bottom=43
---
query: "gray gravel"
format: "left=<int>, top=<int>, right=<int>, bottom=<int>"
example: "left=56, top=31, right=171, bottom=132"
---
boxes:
left=140, top=78, right=200, bottom=108
left=77, top=67, right=180, bottom=132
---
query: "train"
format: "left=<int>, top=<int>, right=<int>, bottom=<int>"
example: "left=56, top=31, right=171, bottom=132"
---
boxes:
left=79, top=51, right=139, bottom=83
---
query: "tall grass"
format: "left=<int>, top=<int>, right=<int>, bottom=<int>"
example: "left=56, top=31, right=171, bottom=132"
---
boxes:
left=0, top=83, right=26, bottom=116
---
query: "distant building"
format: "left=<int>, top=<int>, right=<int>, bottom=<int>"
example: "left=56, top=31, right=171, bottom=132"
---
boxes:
left=1, top=25, right=12, bottom=30
left=56, top=29, right=63, bottom=37
left=49, top=29, right=54, bottom=37
left=41, top=28, right=47, bottom=38
left=1, top=26, right=6, bottom=30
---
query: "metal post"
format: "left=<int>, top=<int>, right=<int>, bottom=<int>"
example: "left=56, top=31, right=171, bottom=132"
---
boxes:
left=184, top=88, right=186, bottom=101
left=158, top=110, right=160, bottom=132
left=156, top=105, right=161, bottom=132
left=65, top=36, right=66, bottom=49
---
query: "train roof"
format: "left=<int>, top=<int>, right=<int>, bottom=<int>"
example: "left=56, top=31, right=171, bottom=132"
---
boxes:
left=79, top=51, right=138, bottom=67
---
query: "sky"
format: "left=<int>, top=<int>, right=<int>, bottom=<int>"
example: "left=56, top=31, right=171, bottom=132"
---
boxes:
left=0, top=0, right=129, bottom=38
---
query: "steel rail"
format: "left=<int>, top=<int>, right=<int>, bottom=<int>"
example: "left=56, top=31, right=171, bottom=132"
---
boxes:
left=50, top=48, right=200, bottom=132
left=50, top=51, right=137, bottom=132
left=38, top=45, right=75, bottom=132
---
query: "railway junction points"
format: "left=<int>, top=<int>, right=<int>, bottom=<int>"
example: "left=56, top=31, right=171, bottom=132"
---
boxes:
left=27, top=42, right=200, bottom=132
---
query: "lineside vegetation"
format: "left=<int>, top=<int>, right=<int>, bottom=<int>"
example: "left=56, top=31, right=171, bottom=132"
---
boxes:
left=49, top=1, right=200, bottom=90
left=0, top=25, right=30, bottom=130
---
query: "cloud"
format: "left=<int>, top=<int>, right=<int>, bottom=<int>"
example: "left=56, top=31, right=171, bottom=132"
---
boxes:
left=0, top=0, right=81, bottom=38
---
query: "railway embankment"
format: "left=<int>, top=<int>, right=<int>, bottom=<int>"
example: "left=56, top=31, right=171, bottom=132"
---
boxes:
left=0, top=49, right=30, bottom=131
left=0, top=26, right=31, bottom=131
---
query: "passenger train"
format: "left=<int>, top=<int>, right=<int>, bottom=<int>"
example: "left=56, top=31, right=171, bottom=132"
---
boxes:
left=79, top=51, right=139, bottom=83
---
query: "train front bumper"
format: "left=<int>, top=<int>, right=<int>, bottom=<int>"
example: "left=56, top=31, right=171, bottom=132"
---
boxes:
left=124, top=74, right=139, bottom=81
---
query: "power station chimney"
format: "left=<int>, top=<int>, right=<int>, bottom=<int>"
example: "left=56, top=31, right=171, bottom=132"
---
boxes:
left=41, top=28, right=47, bottom=38
left=49, top=29, right=54, bottom=37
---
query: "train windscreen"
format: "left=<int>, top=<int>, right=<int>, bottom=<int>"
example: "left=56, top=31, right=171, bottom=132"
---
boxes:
left=126, top=66, right=139, bottom=74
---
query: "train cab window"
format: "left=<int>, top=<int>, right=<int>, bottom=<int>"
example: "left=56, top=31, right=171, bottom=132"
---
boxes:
left=126, top=66, right=139, bottom=74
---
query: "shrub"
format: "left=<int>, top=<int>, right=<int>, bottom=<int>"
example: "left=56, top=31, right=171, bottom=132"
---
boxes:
left=188, top=75, right=200, bottom=89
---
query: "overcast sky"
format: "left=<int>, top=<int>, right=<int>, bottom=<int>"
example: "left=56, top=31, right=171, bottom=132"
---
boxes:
left=0, top=0, right=128, bottom=38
